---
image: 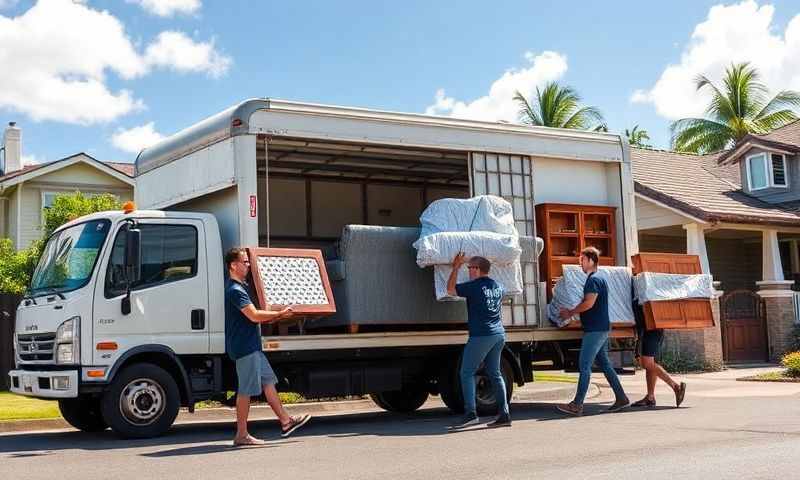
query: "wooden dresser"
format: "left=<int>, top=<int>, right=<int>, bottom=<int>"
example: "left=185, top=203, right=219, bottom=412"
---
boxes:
left=535, top=203, right=617, bottom=300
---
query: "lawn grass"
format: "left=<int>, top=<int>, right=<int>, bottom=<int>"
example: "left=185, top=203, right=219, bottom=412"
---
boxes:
left=534, top=371, right=577, bottom=383
left=0, top=392, right=61, bottom=421
left=738, top=371, right=800, bottom=383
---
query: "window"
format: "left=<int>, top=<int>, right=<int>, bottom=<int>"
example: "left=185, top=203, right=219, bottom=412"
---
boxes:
left=746, top=152, right=789, bottom=191
left=105, top=224, right=198, bottom=298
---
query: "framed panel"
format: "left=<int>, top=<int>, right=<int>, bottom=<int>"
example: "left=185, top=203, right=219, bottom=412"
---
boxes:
left=246, top=247, right=336, bottom=316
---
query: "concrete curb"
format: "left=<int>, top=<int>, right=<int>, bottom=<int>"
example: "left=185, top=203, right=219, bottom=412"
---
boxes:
left=0, top=381, right=592, bottom=434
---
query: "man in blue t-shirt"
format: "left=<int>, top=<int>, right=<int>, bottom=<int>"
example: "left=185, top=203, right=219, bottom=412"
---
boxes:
left=446, top=252, right=510, bottom=430
left=556, top=246, right=629, bottom=416
left=224, top=248, right=311, bottom=446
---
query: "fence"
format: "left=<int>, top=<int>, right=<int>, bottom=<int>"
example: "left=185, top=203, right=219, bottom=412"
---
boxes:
left=0, top=294, right=22, bottom=390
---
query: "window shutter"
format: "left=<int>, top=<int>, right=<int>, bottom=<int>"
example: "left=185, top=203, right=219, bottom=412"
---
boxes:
left=771, top=154, right=787, bottom=186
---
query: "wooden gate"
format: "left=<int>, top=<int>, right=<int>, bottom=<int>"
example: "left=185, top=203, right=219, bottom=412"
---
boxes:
left=720, top=290, right=768, bottom=363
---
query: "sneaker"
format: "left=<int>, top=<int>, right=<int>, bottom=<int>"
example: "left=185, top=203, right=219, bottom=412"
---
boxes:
left=281, top=414, right=311, bottom=438
left=674, top=382, right=687, bottom=407
left=606, top=398, right=631, bottom=413
left=487, top=414, right=512, bottom=428
left=631, top=397, right=656, bottom=408
left=556, top=402, right=583, bottom=416
left=447, top=412, right=480, bottom=430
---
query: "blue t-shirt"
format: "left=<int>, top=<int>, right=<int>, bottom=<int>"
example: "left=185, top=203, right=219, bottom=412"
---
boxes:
left=455, top=277, right=505, bottom=337
left=224, top=279, right=261, bottom=360
left=581, top=273, right=610, bottom=332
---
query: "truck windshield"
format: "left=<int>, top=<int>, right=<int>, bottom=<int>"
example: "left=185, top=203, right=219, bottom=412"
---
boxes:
left=28, top=219, right=111, bottom=296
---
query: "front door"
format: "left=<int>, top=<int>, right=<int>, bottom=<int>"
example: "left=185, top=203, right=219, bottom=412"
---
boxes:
left=721, top=290, right=768, bottom=363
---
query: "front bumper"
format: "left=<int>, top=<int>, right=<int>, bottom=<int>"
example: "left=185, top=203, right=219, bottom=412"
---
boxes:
left=8, top=369, right=78, bottom=398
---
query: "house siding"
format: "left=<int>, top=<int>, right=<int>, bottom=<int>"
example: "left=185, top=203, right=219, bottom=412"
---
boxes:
left=706, top=238, right=761, bottom=292
left=740, top=148, right=800, bottom=202
left=8, top=186, right=18, bottom=248
left=18, top=186, right=41, bottom=248
left=637, top=233, right=686, bottom=253
left=635, top=196, right=690, bottom=230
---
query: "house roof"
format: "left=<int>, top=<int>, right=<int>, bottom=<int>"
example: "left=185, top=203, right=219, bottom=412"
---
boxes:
left=0, top=153, right=135, bottom=187
left=632, top=147, right=800, bottom=226
left=717, top=120, right=800, bottom=164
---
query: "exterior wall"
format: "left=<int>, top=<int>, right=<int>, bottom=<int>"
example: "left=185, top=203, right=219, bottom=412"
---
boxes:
left=762, top=295, right=796, bottom=360
left=18, top=185, right=41, bottom=248
left=635, top=197, right=690, bottom=230
left=706, top=238, right=761, bottom=292
left=740, top=147, right=799, bottom=202
left=638, top=233, right=685, bottom=253
left=8, top=186, right=18, bottom=248
left=662, top=295, right=724, bottom=368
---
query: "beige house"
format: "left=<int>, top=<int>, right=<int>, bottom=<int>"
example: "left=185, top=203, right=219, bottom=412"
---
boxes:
left=0, top=122, right=135, bottom=250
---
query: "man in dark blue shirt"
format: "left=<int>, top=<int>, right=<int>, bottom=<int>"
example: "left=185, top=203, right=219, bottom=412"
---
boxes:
left=446, top=252, right=510, bottom=430
left=556, top=247, right=629, bottom=416
left=224, top=248, right=311, bottom=446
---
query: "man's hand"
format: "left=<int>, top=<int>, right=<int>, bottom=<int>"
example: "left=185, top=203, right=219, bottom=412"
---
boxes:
left=559, top=308, right=573, bottom=320
left=280, top=306, right=295, bottom=319
left=452, top=252, right=467, bottom=269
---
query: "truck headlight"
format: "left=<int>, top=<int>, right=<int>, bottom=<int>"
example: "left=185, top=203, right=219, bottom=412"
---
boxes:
left=56, top=316, right=80, bottom=365
left=56, top=344, right=74, bottom=364
left=56, top=317, right=78, bottom=343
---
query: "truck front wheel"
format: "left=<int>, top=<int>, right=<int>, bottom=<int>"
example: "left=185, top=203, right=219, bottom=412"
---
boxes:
left=370, top=388, right=429, bottom=413
left=101, top=363, right=180, bottom=439
left=58, top=395, right=107, bottom=432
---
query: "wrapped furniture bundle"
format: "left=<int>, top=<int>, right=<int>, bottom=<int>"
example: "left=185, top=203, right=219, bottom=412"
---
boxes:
left=633, top=272, right=714, bottom=304
left=547, top=264, right=635, bottom=327
left=413, top=195, right=525, bottom=301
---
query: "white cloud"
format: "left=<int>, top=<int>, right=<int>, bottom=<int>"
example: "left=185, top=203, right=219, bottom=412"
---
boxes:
left=21, top=154, right=42, bottom=165
left=632, top=1, right=800, bottom=120
left=425, top=51, right=568, bottom=122
left=0, top=0, right=230, bottom=125
left=111, top=122, right=165, bottom=154
left=128, top=0, right=201, bottom=17
left=145, top=31, right=231, bottom=78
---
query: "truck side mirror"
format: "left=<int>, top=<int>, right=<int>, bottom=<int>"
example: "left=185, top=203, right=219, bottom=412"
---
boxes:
left=122, top=228, right=141, bottom=316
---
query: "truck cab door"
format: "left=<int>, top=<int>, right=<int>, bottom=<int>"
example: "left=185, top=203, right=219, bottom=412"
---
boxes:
left=92, top=218, right=211, bottom=364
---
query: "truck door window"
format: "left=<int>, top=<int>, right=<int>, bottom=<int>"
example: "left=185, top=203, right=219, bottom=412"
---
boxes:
left=105, top=224, right=198, bottom=298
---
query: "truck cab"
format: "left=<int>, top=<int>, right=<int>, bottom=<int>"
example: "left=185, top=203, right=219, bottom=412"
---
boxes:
left=10, top=208, right=226, bottom=438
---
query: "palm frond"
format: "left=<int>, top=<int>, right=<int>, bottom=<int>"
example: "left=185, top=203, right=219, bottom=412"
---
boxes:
left=670, top=118, right=733, bottom=153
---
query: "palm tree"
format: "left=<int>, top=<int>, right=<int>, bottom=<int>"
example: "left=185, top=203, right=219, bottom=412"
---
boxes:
left=671, top=62, right=800, bottom=153
left=514, top=82, right=605, bottom=130
left=625, top=125, right=651, bottom=148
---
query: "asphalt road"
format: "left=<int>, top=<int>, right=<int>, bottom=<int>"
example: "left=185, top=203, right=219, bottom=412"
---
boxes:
left=2, top=368, right=799, bottom=480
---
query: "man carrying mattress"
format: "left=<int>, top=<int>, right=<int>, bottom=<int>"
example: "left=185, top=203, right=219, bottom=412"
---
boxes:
left=556, top=247, right=630, bottom=416
left=446, top=252, right=511, bottom=430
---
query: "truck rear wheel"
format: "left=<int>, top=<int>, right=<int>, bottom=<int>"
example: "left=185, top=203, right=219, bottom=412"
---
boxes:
left=101, top=363, right=180, bottom=439
left=438, top=355, right=515, bottom=416
left=370, top=388, right=429, bottom=413
left=58, top=395, right=107, bottom=432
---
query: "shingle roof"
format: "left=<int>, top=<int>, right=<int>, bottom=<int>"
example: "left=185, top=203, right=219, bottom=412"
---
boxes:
left=717, top=120, right=800, bottom=164
left=756, top=119, right=800, bottom=146
left=0, top=154, right=135, bottom=182
left=632, top=147, right=800, bottom=226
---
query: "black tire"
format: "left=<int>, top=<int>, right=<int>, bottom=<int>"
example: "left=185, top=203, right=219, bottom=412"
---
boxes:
left=370, top=388, right=429, bottom=413
left=58, top=396, right=107, bottom=432
left=101, top=363, right=180, bottom=439
left=438, top=354, right=515, bottom=416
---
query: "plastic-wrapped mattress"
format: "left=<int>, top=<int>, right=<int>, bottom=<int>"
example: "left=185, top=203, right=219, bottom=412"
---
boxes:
left=414, top=231, right=521, bottom=267
left=416, top=195, right=517, bottom=239
left=547, top=264, right=635, bottom=327
left=633, top=272, right=714, bottom=304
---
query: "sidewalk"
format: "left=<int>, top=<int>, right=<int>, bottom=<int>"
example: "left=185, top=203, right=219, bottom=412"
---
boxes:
left=0, top=379, right=593, bottom=434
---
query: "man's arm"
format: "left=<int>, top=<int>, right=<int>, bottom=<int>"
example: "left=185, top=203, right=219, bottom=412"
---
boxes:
left=560, top=293, right=598, bottom=319
left=447, top=252, right=467, bottom=297
left=240, top=304, right=294, bottom=324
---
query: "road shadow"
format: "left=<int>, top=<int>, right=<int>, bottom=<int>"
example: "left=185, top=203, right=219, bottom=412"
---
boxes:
left=0, top=400, right=687, bottom=457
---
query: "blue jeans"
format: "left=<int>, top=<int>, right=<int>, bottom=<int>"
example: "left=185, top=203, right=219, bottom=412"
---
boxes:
left=574, top=331, right=627, bottom=405
left=460, top=333, right=509, bottom=417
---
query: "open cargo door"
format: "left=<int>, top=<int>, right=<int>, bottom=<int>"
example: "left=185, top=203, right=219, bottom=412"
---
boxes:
left=470, top=153, right=540, bottom=327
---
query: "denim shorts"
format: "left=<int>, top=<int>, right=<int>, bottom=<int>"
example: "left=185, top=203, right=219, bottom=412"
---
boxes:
left=235, top=351, right=277, bottom=396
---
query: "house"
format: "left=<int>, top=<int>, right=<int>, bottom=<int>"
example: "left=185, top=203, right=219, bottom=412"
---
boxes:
left=633, top=120, right=800, bottom=365
left=0, top=122, right=135, bottom=250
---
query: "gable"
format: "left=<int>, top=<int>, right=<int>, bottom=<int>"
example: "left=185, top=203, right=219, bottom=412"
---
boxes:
left=32, top=161, right=132, bottom=189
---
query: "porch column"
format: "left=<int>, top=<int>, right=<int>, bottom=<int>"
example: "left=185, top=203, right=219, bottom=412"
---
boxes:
left=762, top=229, right=784, bottom=281
left=683, top=223, right=710, bottom=274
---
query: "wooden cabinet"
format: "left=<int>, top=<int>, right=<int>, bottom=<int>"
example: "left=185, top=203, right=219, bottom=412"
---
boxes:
left=632, top=253, right=714, bottom=330
left=535, top=203, right=617, bottom=300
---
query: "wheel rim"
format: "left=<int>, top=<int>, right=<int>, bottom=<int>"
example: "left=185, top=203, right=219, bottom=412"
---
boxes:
left=118, top=378, right=166, bottom=426
left=475, top=373, right=496, bottom=405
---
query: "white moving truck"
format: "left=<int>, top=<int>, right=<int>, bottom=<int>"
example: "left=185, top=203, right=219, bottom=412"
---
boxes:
left=9, top=99, right=638, bottom=438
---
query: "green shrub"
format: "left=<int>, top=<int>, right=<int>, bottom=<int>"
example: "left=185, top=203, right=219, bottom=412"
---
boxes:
left=657, top=349, right=723, bottom=374
left=0, top=238, right=43, bottom=295
left=781, top=351, right=800, bottom=378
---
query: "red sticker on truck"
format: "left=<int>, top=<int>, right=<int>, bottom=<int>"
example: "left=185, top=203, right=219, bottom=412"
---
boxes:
left=249, top=195, right=257, bottom=217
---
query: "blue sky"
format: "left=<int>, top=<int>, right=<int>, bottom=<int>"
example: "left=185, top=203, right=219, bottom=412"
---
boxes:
left=2, top=0, right=800, bottom=165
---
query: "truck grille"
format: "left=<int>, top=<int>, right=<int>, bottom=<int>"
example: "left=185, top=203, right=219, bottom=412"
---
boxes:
left=16, top=332, right=56, bottom=362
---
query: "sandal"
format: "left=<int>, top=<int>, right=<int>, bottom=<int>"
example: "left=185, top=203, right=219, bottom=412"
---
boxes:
left=674, top=382, right=687, bottom=407
left=631, top=397, right=656, bottom=408
left=233, top=435, right=266, bottom=447
left=281, top=414, right=312, bottom=438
